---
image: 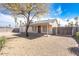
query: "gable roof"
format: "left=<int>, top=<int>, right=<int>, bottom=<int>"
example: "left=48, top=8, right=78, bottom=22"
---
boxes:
left=20, top=18, right=67, bottom=27
left=30, top=19, right=57, bottom=26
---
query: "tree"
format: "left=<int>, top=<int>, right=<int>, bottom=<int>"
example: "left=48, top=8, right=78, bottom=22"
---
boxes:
left=66, top=19, right=69, bottom=27
left=8, top=24, right=11, bottom=28
left=68, top=22, right=74, bottom=27
left=2, top=3, right=49, bottom=37
left=12, top=14, right=18, bottom=28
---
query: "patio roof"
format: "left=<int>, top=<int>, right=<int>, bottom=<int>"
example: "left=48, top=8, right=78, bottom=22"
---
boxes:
left=30, top=22, right=49, bottom=26
left=30, top=19, right=56, bottom=26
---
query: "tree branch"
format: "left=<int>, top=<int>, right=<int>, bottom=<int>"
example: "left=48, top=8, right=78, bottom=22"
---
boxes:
left=30, top=12, right=38, bottom=23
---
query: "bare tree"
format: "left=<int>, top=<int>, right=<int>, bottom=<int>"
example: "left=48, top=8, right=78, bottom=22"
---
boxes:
left=2, top=3, right=49, bottom=37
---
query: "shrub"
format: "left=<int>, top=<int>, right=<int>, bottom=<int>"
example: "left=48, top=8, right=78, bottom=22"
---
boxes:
left=0, top=36, right=6, bottom=50
left=74, top=32, right=79, bottom=44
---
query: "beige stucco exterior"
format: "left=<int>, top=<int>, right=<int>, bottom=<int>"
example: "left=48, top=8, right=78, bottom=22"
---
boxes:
left=31, top=24, right=52, bottom=34
left=19, top=19, right=58, bottom=34
left=20, top=23, right=57, bottom=34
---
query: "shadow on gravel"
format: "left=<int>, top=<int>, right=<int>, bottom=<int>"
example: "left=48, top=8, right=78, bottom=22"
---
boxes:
left=68, top=47, right=79, bottom=56
left=13, top=32, right=45, bottom=40
left=7, top=37, right=19, bottom=40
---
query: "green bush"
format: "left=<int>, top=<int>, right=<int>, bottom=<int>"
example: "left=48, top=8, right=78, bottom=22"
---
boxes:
left=74, top=32, right=79, bottom=43
left=0, top=36, right=6, bottom=50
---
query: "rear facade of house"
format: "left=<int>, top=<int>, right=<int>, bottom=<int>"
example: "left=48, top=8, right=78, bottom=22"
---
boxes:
left=20, top=19, right=58, bottom=34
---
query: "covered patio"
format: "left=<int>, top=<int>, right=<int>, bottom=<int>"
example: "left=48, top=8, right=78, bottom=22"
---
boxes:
left=30, top=22, right=53, bottom=34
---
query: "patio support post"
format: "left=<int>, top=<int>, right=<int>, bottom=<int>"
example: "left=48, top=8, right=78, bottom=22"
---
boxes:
left=47, top=24, right=48, bottom=36
left=56, top=27, right=58, bottom=35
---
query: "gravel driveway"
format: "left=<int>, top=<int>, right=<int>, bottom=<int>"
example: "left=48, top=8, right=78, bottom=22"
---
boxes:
left=0, top=32, right=78, bottom=56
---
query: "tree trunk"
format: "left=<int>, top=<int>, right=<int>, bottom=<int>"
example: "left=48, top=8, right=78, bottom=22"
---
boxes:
left=25, top=11, right=31, bottom=37
left=25, top=24, right=29, bottom=37
left=26, top=30, right=28, bottom=37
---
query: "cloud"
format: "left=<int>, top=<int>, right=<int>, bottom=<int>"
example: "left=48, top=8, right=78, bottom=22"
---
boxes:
left=0, top=13, right=15, bottom=27
left=54, top=6, right=62, bottom=16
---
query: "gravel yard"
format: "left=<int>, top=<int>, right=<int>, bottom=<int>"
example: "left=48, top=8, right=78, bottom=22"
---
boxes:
left=0, top=32, right=78, bottom=56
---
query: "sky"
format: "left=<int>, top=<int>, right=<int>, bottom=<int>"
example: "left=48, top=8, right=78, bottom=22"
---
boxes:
left=0, top=13, right=15, bottom=27
left=49, top=3, right=79, bottom=19
left=0, top=3, right=79, bottom=27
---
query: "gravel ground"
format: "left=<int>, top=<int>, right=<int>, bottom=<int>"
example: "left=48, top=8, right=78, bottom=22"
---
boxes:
left=0, top=32, right=78, bottom=56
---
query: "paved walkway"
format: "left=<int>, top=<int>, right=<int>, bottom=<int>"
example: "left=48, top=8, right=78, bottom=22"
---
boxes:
left=0, top=32, right=78, bottom=56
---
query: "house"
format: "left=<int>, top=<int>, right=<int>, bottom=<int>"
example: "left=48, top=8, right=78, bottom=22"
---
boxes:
left=19, top=18, right=67, bottom=35
left=30, top=19, right=58, bottom=34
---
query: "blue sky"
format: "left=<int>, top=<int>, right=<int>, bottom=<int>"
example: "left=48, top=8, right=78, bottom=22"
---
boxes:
left=0, top=3, right=79, bottom=27
left=49, top=3, right=79, bottom=19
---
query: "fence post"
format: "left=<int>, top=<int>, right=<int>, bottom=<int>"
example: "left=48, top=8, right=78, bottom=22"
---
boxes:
left=72, top=27, right=74, bottom=36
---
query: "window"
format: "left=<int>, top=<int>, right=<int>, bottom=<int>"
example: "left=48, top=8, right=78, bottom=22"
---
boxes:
left=42, top=26, right=47, bottom=32
left=32, top=26, right=37, bottom=32
left=35, top=26, right=37, bottom=32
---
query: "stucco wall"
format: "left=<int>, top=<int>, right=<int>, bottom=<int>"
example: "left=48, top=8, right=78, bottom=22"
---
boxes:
left=20, top=24, right=53, bottom=34
left=20, top=26, right=32, bottom=33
